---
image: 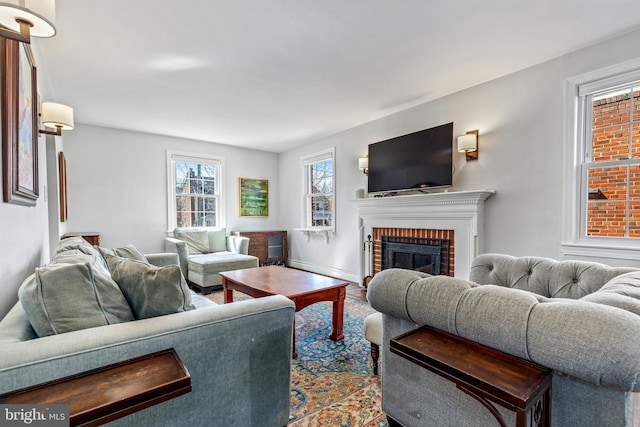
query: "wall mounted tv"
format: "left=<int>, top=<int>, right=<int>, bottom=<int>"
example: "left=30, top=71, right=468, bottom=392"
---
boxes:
left=367, top=122, right=453, bottom=194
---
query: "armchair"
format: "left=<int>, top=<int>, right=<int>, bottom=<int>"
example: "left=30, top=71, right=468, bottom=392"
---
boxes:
left=165, top=228, right=258, bottom=294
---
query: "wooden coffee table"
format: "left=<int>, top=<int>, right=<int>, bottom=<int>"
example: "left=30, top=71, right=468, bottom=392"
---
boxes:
left=219, top=266, right=348, bottom=358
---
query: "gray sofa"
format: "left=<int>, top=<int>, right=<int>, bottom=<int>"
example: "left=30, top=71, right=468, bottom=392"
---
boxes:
left=0, top=237, right=294, bottom=427
left=165, top=228, right=258, bottom=294
left=368, top=253, right=640, bottom=427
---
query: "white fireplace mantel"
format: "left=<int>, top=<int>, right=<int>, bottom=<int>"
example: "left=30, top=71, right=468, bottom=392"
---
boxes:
left=357, top=189, right=495, bottom=280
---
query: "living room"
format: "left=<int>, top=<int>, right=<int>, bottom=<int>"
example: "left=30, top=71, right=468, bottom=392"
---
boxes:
left=1, top=1, right=640, bottom=426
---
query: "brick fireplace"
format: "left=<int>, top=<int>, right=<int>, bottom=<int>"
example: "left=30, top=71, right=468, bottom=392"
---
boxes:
left=372, top=228, right=454, bottom=276
left=357, top=190, right=494, bottom=280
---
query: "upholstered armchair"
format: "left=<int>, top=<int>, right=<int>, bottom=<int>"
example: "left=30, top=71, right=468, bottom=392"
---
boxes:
left=164, top=228, right=258, bottom=294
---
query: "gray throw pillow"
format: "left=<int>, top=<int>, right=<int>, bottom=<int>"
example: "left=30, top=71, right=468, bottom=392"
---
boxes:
left=173, top=228, right=210, bottom=254
left=105, top=254, right=195, bottom=319
left=18, top=262, right=134, bottom=337
left=208, top=228, right=227, bottom=253
left=98, top=244, right=147, bottom=263
left=57, top=237, right=109, bottom=271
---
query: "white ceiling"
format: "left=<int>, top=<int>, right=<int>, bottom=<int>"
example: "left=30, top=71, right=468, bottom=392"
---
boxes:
left=36, top=0, right=640, bottom=153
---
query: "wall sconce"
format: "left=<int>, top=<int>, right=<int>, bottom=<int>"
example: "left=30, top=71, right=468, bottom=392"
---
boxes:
left=358, top=156, right=368, bottom=175
left=457, top=130, right=479, bottom=161
left=0, top=0, right=56, bottom=44
left=39, top=102, right=74, bottom=136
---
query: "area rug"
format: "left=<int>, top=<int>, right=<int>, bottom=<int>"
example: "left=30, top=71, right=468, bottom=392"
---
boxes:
left=206, top=290, right=388, bottom=426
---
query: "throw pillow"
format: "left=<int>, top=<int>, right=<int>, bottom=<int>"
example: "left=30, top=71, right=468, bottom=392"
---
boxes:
left=173, top=228, right=210, bottom=254
left=105, top=254, right=196, bottom=320
left=18, top=262, right=134, bottom=337
left=56, top=237, right=108, bottom=271
left=98, top=244, right=147, bottom=263
left=208, top=228, right=227, bottom=253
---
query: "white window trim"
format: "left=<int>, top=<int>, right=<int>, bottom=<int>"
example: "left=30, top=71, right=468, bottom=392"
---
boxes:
left=166, top=150, right=225, bottom=231
left=299, top=147, right=335, bottom=234
left=562, top=57, right=640, bottom=260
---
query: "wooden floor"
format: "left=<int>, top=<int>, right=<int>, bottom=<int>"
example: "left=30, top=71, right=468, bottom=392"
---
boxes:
left=347, top=283, right=367, bottom=302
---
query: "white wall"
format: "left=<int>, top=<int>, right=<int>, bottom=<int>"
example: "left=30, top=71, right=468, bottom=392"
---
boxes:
left=62, top=124, right=280, bottom=253
left=0, top=42, right=55, bottom=318
left=279, top=27, right=640, bottom=281
left=0, top=135, right=50, bottom=317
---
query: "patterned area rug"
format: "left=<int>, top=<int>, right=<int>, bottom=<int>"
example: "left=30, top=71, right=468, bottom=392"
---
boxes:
left=207, top=289, right=388, bottom=426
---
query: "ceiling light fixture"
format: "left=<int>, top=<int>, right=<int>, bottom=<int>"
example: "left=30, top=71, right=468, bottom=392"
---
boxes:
left=0, top=0, right=56, bottom=44
left=39, top=101, right=73, bottom=136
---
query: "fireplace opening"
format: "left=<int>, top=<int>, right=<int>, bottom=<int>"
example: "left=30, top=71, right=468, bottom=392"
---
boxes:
left=381, top=236, right=450, bottom=276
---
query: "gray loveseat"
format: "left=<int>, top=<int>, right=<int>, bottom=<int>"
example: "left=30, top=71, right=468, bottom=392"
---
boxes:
left=368, top=253, right=640, bottom=427
left=0, top=237, right=294, bottom=427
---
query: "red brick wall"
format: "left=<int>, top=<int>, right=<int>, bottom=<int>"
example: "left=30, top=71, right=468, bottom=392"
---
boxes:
left=371, top=228, right=454, bottom=275
left=588, top=90, right=640, bottom=237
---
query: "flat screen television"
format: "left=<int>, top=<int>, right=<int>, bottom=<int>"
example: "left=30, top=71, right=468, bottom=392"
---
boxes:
left=367, top=122, right=453, bottom=194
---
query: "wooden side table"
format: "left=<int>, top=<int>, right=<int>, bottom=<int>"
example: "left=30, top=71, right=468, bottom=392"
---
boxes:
left=62, top=232, right=101, bottom=246
left=0, top=349, right=190, bottom=427
left=390, top=326, right=551, bottom=427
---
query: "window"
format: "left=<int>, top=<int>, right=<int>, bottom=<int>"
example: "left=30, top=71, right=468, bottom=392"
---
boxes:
left=563, top=60, right=640, bottom=258
left=167, top=151, right=223, bottom=230
left=302, top=148, right=335, bottom=229
left=583, top=85, right=640, bottom=238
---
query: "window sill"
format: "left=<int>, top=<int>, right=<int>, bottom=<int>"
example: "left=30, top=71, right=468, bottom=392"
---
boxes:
left=561, top=242, right=640, bottom=261
left=294, top=227, right=334, bottom=243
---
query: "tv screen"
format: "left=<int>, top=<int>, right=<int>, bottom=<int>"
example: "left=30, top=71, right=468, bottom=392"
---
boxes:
left=367, top=122, right=453, bottom=194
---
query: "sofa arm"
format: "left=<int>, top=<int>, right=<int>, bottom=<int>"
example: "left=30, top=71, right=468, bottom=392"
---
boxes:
left=227, top=235, right=249, bottom=254
left=0, top=296, right=295, bottom=426
left=146, top=252, right=179, bottom=267
left=165, top=237, right=189, bottom=278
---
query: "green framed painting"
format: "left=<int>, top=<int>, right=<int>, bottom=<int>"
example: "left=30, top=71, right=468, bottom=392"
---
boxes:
left=239, top=177, right=268, bottom=217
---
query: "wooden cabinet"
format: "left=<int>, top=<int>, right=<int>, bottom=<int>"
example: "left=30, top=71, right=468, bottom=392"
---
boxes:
left=232, top=230, right=287, bottom=266
left=62, top=232, right=101, bottom=246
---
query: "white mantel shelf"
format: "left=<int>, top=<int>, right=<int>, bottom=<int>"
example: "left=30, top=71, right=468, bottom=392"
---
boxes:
left=357, top=189, right=495, bottom=280
left=356, top=189, right=495, bottom=209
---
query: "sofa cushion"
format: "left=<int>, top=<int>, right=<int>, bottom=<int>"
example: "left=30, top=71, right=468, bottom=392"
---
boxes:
left=105, top=255, right=195, bottom=319
left=208, top=228, right=227, bottom=252
left=18, top=262, right=135, bottom=337
left=174, top=228, right=210, bottom=254
left=581, top=271, right=640, bottom=316
left=98, top=244, right=147, bottom=263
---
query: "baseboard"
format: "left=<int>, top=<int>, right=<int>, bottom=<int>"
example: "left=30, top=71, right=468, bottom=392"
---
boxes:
left=287, top=259, right=360, bottom=284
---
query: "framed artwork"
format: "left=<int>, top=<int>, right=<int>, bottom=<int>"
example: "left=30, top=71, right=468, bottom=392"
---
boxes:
left=58, top=152, right=68, bottom=222
left=239, top=177, right=268, bottom=217
left=2, top=39, right=39, bottom=206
